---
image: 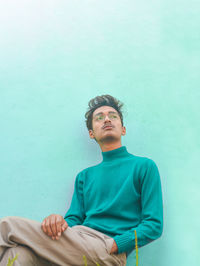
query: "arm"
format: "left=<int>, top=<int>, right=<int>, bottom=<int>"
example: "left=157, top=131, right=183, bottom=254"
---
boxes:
left=113, top=160, right=164, bottom=255
left=41, top=172, right=85, bottom=240
left=64, top=172, right=86, bottom=227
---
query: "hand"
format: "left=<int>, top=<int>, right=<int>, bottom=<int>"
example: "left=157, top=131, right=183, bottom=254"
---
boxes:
left=41, top=214, right=68, bottom=240
left=110, top=240, right=118, bottom=254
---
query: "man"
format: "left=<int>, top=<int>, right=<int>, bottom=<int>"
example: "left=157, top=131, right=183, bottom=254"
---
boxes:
left=0, top=94, right=163, bottom=265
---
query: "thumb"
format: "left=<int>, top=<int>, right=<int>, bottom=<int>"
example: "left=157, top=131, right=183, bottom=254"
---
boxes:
left=61, top=221, right=68, bottom=231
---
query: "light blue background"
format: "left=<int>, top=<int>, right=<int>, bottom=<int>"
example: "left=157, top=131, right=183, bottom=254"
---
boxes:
left=0, top=1, right=199, bottom=265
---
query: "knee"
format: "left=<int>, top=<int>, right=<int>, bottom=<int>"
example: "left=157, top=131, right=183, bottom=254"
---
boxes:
left=6, top=246, right=37, bottom=264
left=1, top=216, right=25, bottom=225
left=0, top=216, right=17, bottom=227
left=0, top=216, right=25, bottom=234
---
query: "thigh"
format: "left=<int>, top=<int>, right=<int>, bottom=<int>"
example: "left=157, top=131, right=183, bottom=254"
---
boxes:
left=1, top=217, right=126, bottom=266
left=1, top=217, right=113, bottom=266
left=71, top=225, right=127, bottom=266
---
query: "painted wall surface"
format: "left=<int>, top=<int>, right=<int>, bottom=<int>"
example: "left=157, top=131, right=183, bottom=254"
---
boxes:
left=0, top=1, right=199, bottom=265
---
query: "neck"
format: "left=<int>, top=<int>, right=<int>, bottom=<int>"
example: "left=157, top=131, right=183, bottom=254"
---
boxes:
left=101, top=145, right=130, bottom=162
left=98, top=141, right=122, bottom=152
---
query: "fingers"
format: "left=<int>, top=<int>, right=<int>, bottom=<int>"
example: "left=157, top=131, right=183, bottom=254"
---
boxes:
left=61, top=220, right=68, bottom=232
left=41, top=220, right=46, bottom=233
left=50, top=215, right=57, bottom=240
left=45, top=216, right=54, bottom=239
left=55, top=215, right=62, bottom=240
left=41, top=215, right=67, bottom=240
left=54, top=216, right=68, bottom=240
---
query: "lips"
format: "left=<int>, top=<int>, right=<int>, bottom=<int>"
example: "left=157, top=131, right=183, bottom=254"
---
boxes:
left=103, top=125, right=113, bottom=129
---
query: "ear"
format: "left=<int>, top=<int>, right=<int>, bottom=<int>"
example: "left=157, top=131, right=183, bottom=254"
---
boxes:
left=121, top=126, right=126, bottom=136
left=89, top=129, right=95, bottom=139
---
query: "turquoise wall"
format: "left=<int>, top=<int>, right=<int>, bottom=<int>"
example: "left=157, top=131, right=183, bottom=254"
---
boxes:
left=0, top=1, right=199, bottom=265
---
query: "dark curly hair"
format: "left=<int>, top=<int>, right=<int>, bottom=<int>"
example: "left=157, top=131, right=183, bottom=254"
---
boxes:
left=85, top=94, right=124, bottom=131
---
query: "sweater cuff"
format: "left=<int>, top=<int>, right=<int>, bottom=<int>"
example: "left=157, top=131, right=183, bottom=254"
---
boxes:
left=64, top=218, right=75, bottom=227
left=113, top=231, right=135, bottom=254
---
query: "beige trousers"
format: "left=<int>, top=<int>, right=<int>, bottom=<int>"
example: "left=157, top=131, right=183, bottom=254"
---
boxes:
left=0, top=216, right=126, bottom=266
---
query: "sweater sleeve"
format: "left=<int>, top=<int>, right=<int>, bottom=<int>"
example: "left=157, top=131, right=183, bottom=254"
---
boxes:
left=113, top=160, right=164, bottom=255
left=64, top=172, right=86, bottom=227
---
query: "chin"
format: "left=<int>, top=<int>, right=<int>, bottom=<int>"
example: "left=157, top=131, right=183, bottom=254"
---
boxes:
left=100, top=135, right=118, bottom=143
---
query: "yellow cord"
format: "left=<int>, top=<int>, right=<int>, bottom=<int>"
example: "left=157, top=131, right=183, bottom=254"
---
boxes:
left=134, top=230, right=138, bottom=266
left=83, top=255, right=88, bottom=266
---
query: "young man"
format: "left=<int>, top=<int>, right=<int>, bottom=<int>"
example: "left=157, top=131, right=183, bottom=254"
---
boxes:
left=0, top=95, right=163, bottom=265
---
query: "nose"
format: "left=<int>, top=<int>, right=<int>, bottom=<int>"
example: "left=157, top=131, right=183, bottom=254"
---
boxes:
left=104, top=115, right=111, bottom=122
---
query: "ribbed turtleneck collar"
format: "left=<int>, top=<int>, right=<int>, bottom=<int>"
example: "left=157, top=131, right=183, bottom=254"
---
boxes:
left=101, top=146, right=129, bottom=162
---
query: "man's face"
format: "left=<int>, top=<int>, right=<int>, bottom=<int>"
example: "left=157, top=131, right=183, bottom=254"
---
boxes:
left=89, top=105, right=126, bottom=144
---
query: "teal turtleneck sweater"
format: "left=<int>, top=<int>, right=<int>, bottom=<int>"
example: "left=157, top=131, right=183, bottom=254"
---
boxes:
left=64, top=146, right=163, bottom=257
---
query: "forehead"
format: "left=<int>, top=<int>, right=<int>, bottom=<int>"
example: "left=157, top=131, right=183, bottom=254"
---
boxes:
left=93, top=106, right=117, bottom=116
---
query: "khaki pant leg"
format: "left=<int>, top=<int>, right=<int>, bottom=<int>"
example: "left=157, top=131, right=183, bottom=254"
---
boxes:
left=72, top=225, right=127, bottom=266
left=0, top=216, right=126, bottom=266
left=0, top=246, right=58, bottom=266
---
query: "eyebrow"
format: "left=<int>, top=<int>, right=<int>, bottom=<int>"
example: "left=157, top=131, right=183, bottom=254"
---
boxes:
left=94, top=111, right=118, bottom=117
